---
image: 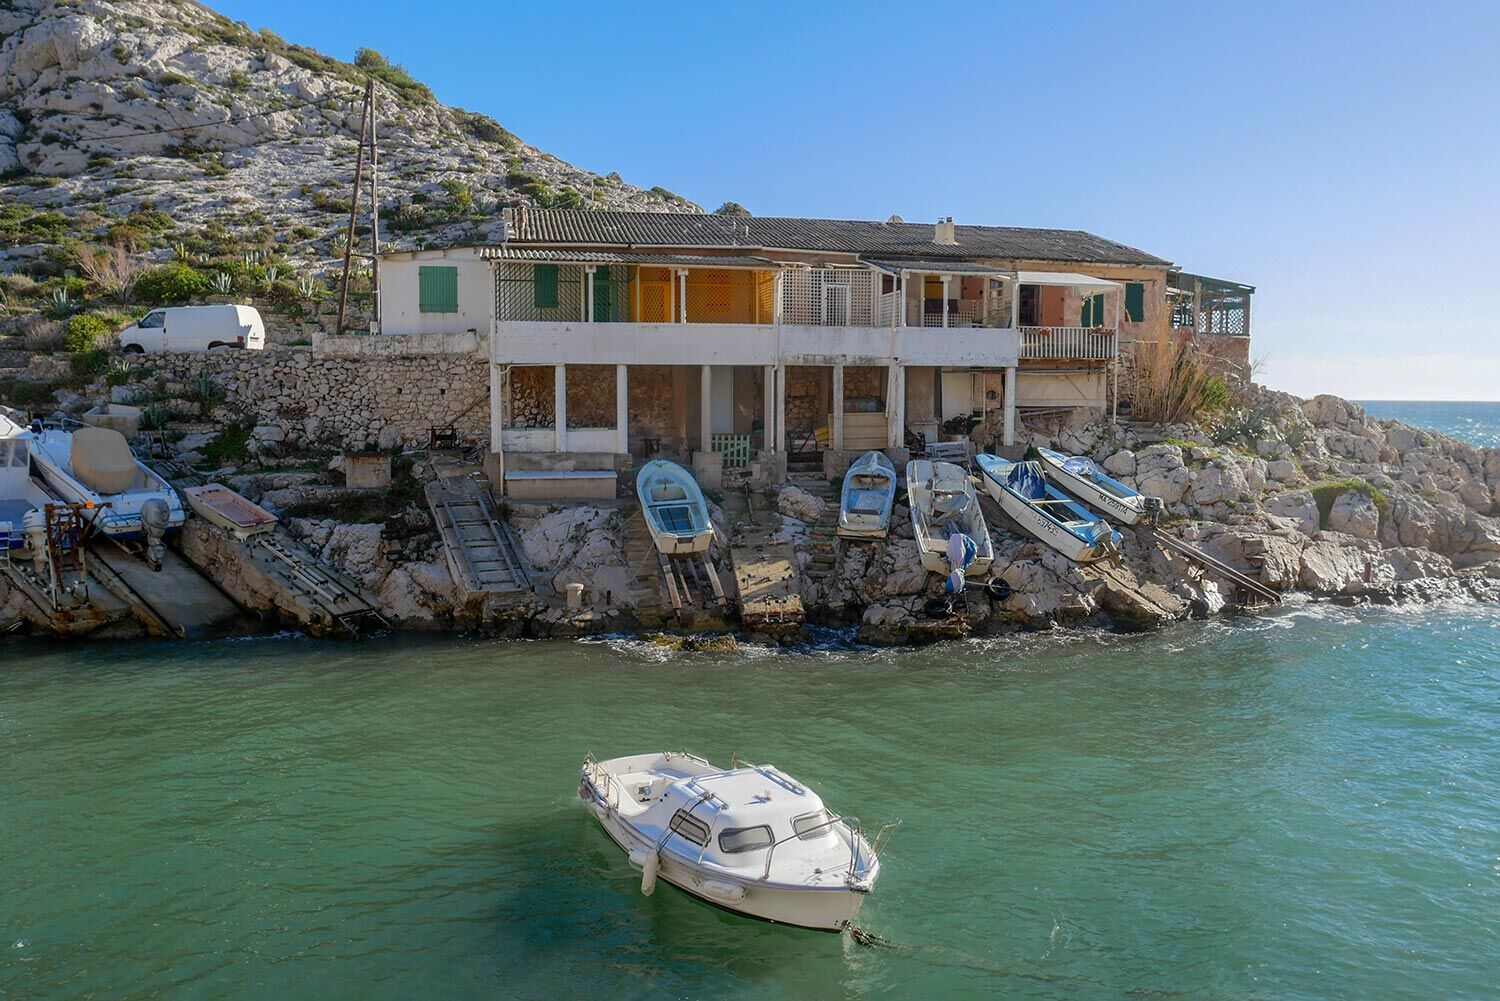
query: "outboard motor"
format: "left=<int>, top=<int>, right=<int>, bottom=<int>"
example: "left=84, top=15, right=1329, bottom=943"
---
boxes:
left=140, top=498, right=170, bottom=572
left=1143, top=496, right=1166, bottom=528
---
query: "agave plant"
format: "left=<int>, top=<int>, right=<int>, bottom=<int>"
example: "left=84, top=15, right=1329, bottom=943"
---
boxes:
left=264, top=265, right=279, bottom=285
left=331, top=232, right=349, bottom=254
left=172, top=241, right=190, bottom=260
left=210, top=271, right=233, bottom=295
left=104, top=357, right=136, bottom=388
left=140, top=403, right=170, bottom=431
left=296, top=274, right=322, bottom=300
left=50, top=287, right=75, bottom=315
left=242, top=250, right=263, bottom=267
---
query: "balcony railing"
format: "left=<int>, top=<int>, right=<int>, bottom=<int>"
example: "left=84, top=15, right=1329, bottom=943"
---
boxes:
left=1019, top=326, right=1116, bottom=360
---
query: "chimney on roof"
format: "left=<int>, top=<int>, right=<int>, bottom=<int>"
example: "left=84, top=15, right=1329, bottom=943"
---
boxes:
left=934, top=217, right=956, bottom=245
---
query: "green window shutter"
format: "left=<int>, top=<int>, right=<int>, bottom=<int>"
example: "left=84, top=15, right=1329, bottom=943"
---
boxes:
left=1081, top=293, right=1102, bottom=326
left=533, top=264, right=559, bottom=309
left=593, top=267, right=614, bottom=322
left=1125, top=282, right=1145, bottom=323
left=418, top=266, right=458, bottom=313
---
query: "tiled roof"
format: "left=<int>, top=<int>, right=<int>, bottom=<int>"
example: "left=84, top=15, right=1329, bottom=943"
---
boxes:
left=510, top=210, right=1170, bottom=266
left=481, top=247, right=783, bottom=268
left=861, top=258, right=1013, bottom=275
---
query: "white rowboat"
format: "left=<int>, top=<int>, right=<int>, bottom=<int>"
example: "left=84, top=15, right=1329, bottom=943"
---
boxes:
left=906, top=458, right=994, bottom=577
left=1037, top=447, right=1148, bottom=525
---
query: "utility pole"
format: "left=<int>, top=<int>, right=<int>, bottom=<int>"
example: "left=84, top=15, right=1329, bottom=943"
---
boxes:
left=369, top=81, right=380, bottom=329
left=336, top=79, right=373, bottom=337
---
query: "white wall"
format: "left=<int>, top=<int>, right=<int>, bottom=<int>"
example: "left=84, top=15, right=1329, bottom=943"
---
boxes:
left=1016, top=369, right=1106, bottom=408
left=710, top=365, right=735, bottom=433
left=379, top=255, right=492, bottom=336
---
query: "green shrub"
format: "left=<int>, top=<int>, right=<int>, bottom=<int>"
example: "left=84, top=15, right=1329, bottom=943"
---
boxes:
left=64, top=313, right=112, bottom=352
left=136, top=261, right=209, bottom=303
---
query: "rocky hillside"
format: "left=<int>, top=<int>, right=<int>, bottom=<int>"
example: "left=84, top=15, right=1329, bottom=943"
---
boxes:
left=0, top=0, right=694, bottom=270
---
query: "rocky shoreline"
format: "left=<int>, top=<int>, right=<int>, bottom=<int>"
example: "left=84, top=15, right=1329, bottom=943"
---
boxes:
left=5, top=384, right=1498, bottom=645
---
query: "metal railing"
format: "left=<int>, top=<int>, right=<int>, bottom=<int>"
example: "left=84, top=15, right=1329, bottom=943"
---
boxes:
left=1019, top=325, right=1116, bottom=360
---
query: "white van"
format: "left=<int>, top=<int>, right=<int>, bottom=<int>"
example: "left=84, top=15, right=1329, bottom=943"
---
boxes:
left=119, top=304, right=266, bottom=353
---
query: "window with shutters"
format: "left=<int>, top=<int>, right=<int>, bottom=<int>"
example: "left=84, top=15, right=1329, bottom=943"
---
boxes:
left=1125, top=282, right=1145, bottom=323
left=533, top=264, right=559, bottom=309
left=418, top=266, right=458, bottom=313
left=1080, top=293, right=1105, bottom=327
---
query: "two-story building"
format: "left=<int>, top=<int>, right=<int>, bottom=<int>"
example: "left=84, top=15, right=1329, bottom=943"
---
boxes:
left=377, top=209, right=1174, bottom=492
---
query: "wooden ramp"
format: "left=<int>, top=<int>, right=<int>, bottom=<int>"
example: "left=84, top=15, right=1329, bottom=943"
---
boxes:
left=425, top=480, right=533, bottom=600
left=1144, top=527, right=1282, bottom=607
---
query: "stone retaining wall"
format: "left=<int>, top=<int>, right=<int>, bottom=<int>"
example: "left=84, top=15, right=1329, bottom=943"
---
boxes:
left=142, top=343, right=489, bottom=448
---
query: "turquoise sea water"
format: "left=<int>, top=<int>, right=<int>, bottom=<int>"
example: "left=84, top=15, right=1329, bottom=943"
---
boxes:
left=3, top=402, right=1499, bottom=1000
left=1358, top=400, right=1500, bottom=447
left=4, top=607, right=1500, bottom=1000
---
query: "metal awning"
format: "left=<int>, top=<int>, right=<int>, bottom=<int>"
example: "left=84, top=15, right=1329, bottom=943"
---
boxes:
left=1015, top=270, right=1123, bottom=292
left=862, top=257, right=1013, bottom=277
left=481, top=247, right=783, bottom=269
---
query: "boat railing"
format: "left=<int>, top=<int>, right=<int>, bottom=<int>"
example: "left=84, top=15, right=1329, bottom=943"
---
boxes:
left=758, top=812, right=866, bottom=883
left=581, top=753, right=621, bottom=811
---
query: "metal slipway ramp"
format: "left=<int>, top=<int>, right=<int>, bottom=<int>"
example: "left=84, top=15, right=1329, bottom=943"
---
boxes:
left=1142, top=526, right=1282, bottom=607
left=90, top=539, right=244, bottom=638
left=425, top=479, right=534, bottom=600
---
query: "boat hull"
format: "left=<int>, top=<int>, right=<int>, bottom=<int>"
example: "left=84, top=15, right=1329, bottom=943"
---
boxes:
left=906, top=459, right=994, bottom=579
left=585, top=796, right=866, bottom=932
left=1038, top=452, right=1145, bottom=525
left=976, top=463, right=1115, bottom=564
left=30, top=459, right=185, bottom=539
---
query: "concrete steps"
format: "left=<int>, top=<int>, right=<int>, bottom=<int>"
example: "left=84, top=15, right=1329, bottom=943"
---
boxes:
left=787, top=471, right=840, bottom=582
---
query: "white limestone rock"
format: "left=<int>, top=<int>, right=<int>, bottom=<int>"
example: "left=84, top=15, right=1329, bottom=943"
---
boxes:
left=319, top=522, right=386, bottom=588
left=1328, top=490, right=1380, bottom=541
left=1102, top=449, right=1136, bottom=476
left=777, top=485, right=827, bottom=524
left=1266, top=490, right=1319, bottom=537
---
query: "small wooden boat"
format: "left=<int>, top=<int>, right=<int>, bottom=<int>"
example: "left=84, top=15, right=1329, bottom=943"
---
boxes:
left=26, top=424, right=185, bottom=540
left=906, top=458, right=994, bottom=578
left=1037, top=447, right=1148, bottom=525
left=183, top=483, right=278, bottom=540
left=976, top=454, right=1121, bottom=564
left=636, top=459, right=713, bottom=555
left=579, top=751, right=882, bottom=931
left=837, top=450, right=896, bottom=539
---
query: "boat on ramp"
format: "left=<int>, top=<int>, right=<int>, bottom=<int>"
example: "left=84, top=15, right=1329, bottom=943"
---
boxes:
left=1036, top=447, right=1149, bottom=525
left=837, top=450, right=897, bottom=540
left=906, top=458, right=994, bottom=579
left=636, top=459, right=714, bottom=556
left=976, top=453, right=1121, bottom=564
left=579, top=751, right=884, bottom=931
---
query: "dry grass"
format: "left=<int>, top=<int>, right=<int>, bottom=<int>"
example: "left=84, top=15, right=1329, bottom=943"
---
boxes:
left=75, top=239, right=146, bottom=303
left=1125, top=338, right=1230, bottom=425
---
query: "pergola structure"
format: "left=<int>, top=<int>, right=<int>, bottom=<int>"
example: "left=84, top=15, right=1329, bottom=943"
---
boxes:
left=1169, top=271, right=1254, bottom=338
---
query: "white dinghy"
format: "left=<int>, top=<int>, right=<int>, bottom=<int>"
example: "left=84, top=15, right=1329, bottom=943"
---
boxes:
left=636, top=460, right=713, bottom=555
left=976, top=454, right=1121, bottom=564
left=183, top=483, right=278, bottom=540
left=27, top=424, right=186, bottom=540
left=837, top=450, right=897, bottom=539
left=906, top=458, right=993, bottom=579
left=1036, top=447, right=1148, bottom=525
left=580, top=751, right=882, bottom=931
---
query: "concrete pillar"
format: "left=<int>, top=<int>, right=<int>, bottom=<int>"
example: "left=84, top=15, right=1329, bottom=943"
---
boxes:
left=678, top=270, right=688, bottom=323
left=774, top=363, right=787, bottom=454
left=763, top=364, right=775, bottom=453
left=488, top=362, right=506, bottom=492
left=584, top=265, right=595, bottom=322
left=1009, top=277, right=1020, bottom=329
left=831, top=363, right=845, bottom=452
left=554, top=363, right=568, bottom=452
left=615, top=364, right=628, bottom=455
left=887, top=364, right=905, bottom=448
left=1003, top=365, right=1017, bottom=446
left=700, top=364, right=713, bottom=453
left=941, top=275, right=950, bottom=328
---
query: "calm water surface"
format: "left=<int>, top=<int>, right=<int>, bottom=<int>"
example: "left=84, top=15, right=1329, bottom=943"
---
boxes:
left=4, top=604, right=1499, bottom=1000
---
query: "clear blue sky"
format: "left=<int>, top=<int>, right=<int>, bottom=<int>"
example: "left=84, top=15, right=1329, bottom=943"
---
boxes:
left=214, top=0, right=1500, bottom=400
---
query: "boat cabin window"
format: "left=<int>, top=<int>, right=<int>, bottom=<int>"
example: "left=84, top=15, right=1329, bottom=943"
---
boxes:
left=5, top=441, right=26, bottom=466
left=793, top=810, right=834, bottom=839
left=139, top=310, right=165, bottom=329
left=668, top=810, right=710, bottom=847
left=718, top=825, right=773, bottom=853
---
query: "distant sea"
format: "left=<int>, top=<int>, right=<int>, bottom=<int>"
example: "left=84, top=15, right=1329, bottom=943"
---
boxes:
left=1358, top=400, right=1500, bottom=447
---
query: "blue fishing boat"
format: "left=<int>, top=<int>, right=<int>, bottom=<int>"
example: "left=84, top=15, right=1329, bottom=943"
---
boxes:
left=635, top=459, right=713, bottom=556
left=837, top=450, right=897, bottom=539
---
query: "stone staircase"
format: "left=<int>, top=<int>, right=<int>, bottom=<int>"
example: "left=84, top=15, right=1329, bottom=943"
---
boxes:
left=622, top=509, right=667, bottom=609
left=786, top=470, right=840, bottom=582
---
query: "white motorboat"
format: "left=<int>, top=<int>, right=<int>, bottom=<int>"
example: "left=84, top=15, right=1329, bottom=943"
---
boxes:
left=579, top=751, right=882, bottom=931
left=0, top=413, right=54, bottom=554
left=636, top=459, right=713, bottom=555
left=1037, top=447, right=1148, bottom=525
left=27, top=424, right=186, bottom=540
left=976, top=454, right=1121, bottom=564
left=837, top=450, right=897, bottom=539
left=906, top=458, right=994, bottom=578
left=183, top=483, right=277, bottom=540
